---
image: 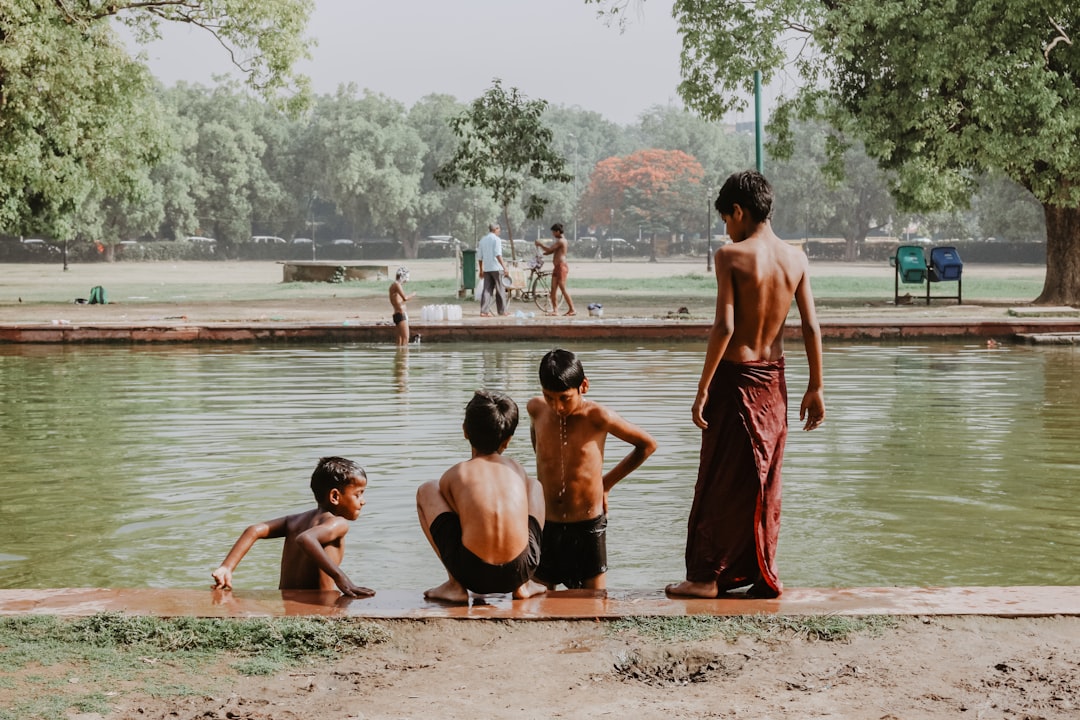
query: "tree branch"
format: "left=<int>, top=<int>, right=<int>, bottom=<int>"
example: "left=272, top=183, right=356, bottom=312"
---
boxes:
left=1044, top=16, right=1072, bottom=63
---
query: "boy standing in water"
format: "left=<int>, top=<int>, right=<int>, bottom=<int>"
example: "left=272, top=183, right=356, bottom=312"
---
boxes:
left=666, top=170, right=825, bottom=600
left=527, top=349, right=657, bottom=590
left=388, top=266, right=415, bottom=346
left=212, top=457, right=374, bottom=597
left=417, top=390, right=547, bottom=602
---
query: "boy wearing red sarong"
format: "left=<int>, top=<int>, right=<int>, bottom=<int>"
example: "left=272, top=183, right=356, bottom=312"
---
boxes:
left=666, top=170, right=825, bottom=599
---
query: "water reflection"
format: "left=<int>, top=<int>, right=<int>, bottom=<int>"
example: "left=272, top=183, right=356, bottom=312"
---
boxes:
left=1, top=341, right=1078, bottom=590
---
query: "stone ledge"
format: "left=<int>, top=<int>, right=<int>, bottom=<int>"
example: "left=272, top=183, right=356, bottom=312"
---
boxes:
left=2, top=587, right=1078, bottom=619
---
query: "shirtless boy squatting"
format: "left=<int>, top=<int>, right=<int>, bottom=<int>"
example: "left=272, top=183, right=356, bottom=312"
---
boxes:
left=417, top=390, right=547, bottom=602
left=212, top=456, right=375, bottom=598
left=527, top=348, right=657, bottom=590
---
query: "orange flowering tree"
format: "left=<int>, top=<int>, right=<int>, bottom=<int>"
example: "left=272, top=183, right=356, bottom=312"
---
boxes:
left=579, top=149, right=705, bottom=239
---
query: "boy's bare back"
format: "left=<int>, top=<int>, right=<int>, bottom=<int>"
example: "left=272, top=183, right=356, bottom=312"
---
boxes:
left=440, top=454, right=534, bottom=565
left=527, top=395, right=656, bottom=523
left=715, top=228, right=815, bottom=363
left=276, top=508, right=349, bottom=591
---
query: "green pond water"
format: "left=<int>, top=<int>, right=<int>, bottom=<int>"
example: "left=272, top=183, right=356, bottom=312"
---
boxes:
left=1, top=340, right=1078, bottom=590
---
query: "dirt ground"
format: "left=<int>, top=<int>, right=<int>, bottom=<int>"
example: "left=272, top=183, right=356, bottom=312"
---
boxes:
left=88, top=615, right=1080, bottom=720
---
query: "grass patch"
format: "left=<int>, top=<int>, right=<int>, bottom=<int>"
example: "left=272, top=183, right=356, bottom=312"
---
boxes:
left=608, top=614, right=898, bottom=643
left=0, top=614, right=391, bottom=720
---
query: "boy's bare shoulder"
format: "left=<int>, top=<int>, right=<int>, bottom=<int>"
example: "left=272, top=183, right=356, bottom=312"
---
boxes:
left=526, top=395, right=547, bottom=416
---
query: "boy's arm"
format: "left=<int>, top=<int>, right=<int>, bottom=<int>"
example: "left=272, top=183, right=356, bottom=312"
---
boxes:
left=599, top=407, right=658, bottom=494
left=211, top=516, right=288, bottom=589
left=295, top=519, right=375, bottom=598
left=693, top=250, right=736, bottom=429
left=534, top=240, right=554, bottom=255
left=526, top=397, right=542, bottom=452
left=794, top=270, right=826, bottom=431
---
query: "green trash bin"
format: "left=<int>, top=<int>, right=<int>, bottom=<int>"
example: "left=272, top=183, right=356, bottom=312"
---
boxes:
left=893, top=245, right=927, bottom=284
left=460, top=249, right=477, bottom=291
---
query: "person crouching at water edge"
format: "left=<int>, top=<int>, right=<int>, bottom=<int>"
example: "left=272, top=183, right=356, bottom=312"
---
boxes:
left=416, top=390, right=546, bottom=602
left=212, top=456, right=375, bottom=597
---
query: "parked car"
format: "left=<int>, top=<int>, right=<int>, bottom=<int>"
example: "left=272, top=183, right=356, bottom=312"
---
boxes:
left=250, top=235, right=286, bottom=244
left=292, top=237, right=313, bottom=245
left=21, top=238, right=60, bottom=254
left=329, top=238, right=356, bottom=246
left=185, top=235, right=217, bottom=243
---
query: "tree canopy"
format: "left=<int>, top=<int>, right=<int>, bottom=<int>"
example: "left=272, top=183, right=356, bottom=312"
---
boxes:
left=590, top=0, right=1080, bottom=302
left=0, top=0, right=312, bottom=239
left=434, top=79, right=572, bottom=258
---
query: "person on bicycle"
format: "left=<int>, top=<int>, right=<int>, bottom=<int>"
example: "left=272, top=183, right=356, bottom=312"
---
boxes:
left=535, top=223, right=577, bottom=316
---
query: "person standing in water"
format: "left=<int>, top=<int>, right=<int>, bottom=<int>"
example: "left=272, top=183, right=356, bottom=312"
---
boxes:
left=388, top=266, right=416, bottom=346
left=526, top=348, right=656, bottom=590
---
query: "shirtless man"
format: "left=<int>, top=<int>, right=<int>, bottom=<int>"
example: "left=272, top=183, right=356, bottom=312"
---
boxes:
left=416, top=390, right=546, bottom=602
left=388, top=266, right=415, bottom=345
left=666, top=170, right=825, bottom=599
left=535, top=223, right=576, bottom=316
left=527, top=349, right=656, bottom=590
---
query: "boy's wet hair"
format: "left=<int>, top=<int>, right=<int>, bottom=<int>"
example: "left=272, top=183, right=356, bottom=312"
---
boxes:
left=715, top=170, right=774, bottom=223
left=464, top=390, right=519, bottom=454
left=550, top=222, right=564, bottom=234
left=538, top=348, right=585, bottom=392
left=310, top=456, right=366, bottom=502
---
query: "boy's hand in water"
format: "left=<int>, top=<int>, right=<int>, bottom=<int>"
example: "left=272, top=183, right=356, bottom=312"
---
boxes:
left=337, top=577, right=376, bottom=598
left=211, top=566, right=233, bottom=590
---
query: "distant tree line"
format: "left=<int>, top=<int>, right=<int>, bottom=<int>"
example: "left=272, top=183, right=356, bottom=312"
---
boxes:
left=2, top=82, right=1044, bottom=262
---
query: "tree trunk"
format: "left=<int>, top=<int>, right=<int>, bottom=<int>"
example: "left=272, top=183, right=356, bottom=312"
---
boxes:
left=502, top=205, right=517, bottom=262
left=401, top=237, right=419, bottom=259
left=1036, top=204, right=1080, bottom=305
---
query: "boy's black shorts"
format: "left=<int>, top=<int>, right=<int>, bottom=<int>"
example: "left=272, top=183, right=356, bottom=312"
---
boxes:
left=430, top=512, right=541, bottom=594
left=534, top=514, right=607, bottom=589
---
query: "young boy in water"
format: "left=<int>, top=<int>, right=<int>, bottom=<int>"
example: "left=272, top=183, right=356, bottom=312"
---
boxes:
left=417, top=390, right=547, bottom=602
left=212, top=456, right=374, bottom=597
left=388, top=266, right=416, bottom=346
left=527, top=349, right=657, bottom=590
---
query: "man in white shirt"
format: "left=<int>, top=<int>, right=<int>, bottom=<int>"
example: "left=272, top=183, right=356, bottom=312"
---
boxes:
left=477, top=223, right=509, bottom=316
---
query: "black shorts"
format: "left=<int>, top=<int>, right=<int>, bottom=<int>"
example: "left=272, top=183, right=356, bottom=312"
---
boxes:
left=534, top=514, right=607, bottom=589
left=429, top=512, right=542, bottom=594
left=392, top=312, right=407, bottom=325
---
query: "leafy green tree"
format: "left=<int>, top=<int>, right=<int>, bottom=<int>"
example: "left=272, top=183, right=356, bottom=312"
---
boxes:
left=0, top=0, right=312, bottom=239
left=435, top=79, right=572, bottom=260
left=312, top=87, right=426, bottom=256
left=408, top=94, right=497, bottom=244
left=591, top=0, right=1080, bottom=303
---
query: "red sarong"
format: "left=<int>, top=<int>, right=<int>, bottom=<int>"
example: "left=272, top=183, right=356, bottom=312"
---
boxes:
left=684, top=358, right=787, bottom=595
left=551, top=261, right=568, bottom=283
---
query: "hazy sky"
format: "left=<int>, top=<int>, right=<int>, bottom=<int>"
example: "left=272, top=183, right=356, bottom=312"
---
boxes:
left=134, top=0, right=697, bottom=125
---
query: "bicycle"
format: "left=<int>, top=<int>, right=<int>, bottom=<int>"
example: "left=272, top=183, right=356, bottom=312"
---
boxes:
left=518, top=254, right=568, bottom=315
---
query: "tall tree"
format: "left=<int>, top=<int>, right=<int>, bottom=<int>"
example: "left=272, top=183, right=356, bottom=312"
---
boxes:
left=590, top=0, right=1080, bottom=303
left=434, top=79, right=572, bottom=259
left=579, top=149, right=705, bottom=245
left=312, top=87, right=426, bottom=256
left=0, top=0, right=312, bottom=239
